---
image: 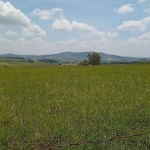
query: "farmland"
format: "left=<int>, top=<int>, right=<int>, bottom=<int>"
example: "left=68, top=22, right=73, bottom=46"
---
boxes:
left=0, top=65, right=150, bottom=149
left=0, top=58, right=58, bottom=68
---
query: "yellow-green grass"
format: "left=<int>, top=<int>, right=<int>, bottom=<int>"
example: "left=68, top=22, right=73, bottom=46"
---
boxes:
left=0, top=61, right=58, bottom=67
left=0, top=62, right=18, bottom=67
left=0, top=65, right=150, bottom=149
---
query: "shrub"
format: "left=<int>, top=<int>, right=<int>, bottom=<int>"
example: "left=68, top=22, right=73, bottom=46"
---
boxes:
left=79, top=60, right=89, bottom=66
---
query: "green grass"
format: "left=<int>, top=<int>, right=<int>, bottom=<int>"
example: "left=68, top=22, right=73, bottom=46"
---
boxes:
left=0, top=61, right=58, bottom=67
left=0, top=62, right=18, bottom=67
left=0, top=65, right=150, bottom=150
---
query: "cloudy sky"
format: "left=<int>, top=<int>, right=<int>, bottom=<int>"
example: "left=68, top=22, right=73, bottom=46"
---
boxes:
left=0, top=0, right=150, bottom=57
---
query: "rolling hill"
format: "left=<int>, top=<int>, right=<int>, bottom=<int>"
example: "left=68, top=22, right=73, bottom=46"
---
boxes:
left=0, top=52, right=145, bottom=63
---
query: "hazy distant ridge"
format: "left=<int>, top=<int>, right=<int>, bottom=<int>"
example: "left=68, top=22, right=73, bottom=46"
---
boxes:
left=0, top=52, right=144, bottom=62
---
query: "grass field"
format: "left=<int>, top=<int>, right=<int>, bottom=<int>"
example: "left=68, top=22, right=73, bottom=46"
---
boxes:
left=0, top=60, right=77, bottom=68
left=0, top=61, right=57, bottom=67
left=0, top=65, right=150, bottom=149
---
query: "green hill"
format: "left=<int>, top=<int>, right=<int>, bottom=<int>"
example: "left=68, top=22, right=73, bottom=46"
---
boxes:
left=0, top=52, right=146, bottom=63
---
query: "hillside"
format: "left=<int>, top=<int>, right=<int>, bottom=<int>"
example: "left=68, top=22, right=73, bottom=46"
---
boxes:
left=0, top=52, right=145, bottom=63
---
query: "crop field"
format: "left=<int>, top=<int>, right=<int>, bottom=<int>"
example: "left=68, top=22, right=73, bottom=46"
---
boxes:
left=0, top=59, right=77, bottom=68
left=0, top=60, right=57, bottom=67
left=0, top=65, right=150, bottom=150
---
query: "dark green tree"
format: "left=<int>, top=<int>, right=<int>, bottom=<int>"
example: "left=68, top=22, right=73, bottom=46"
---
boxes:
left=79, top=60, right=89, bottom=66
left=87, top=52, right=101, bottom=65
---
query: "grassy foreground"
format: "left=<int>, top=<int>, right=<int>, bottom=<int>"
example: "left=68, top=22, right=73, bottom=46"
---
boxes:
left=0, top=65, right=150, bottom=150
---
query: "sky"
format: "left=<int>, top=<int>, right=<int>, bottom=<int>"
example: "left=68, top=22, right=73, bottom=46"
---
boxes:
left=0, top=0, right=150, bottom=57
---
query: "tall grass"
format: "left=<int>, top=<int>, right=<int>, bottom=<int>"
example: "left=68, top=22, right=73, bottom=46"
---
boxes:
left=0, top=65, right=150, bottom=149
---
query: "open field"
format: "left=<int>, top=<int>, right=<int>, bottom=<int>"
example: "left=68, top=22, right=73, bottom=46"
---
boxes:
left=0, top=59, right=58, bottom=67
left=0, top=65, right=150, bottom=149
left=0, top=58, right=78, bottom=67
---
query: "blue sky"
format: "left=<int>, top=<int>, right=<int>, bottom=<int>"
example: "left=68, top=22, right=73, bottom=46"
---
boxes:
left=0, top=0, right=150, bottom=57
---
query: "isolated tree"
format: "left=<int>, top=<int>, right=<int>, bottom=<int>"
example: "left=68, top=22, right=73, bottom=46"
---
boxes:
left=87, top=52, right=101, bottom=65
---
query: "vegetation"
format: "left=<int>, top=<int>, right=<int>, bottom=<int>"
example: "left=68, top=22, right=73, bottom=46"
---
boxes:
left=1, top=52, right=144, bottom=63
left=38, top=59, right=58, bottom=63
left=79, top=52, right=101, bottom=66
left=0, top=57, right=59, bottom=67
left=87, top=52, right=101, bottom=65
left=137, top=61, right=150, bottom=65
left=0, top=65, right=150, bottom=149
left=79, top=60, right=89, bottom=66
left=103, top=61, right=150, bottom=65
left=103, top=61, right=139, bottom=65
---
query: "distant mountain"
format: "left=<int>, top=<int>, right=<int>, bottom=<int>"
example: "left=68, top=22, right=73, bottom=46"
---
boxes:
left=0, top=52, right=146, bottom=62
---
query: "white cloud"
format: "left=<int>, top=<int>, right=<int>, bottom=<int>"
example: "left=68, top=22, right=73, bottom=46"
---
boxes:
left=117, top=16, right=150, bottom=31
left=138, top=32, right=150, bottom=40
left=52, top=19, right=119, bottom=39
left=128, top=32, right=150, bottom=43
left=0, top=33, right=2, bottom=37
left=31, top=8, right=64, bottom=20
left=0, top=1, right=31, bottom=26
left=0, top=37, right=14, bottom=45
left=22, top=23, right=46, bottom=37
left=71, top=21, right=96, bottom=33
left=52, top=19, right=71, bottom=31
left=56, top=39, right=77, bottom=45
left=0, top=36, right=150, bottom=57
left=84, top=31, right=105, bottom=38
left=106, top=32, right=119, bottom=37
left=17, top=37, right=26, bottom=44
left=31, top=37, right=44, bottom=43
left=52, top=19, right=95, bottom=32
left=138, top=0, right=147, bottom=3
left=52, top=19, right=105, bottom=38
left=0, top=1, right=46, bottom=37
left=115, top=4, right=134, bottom=14
left=5, top=30, right=18, bottom=36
